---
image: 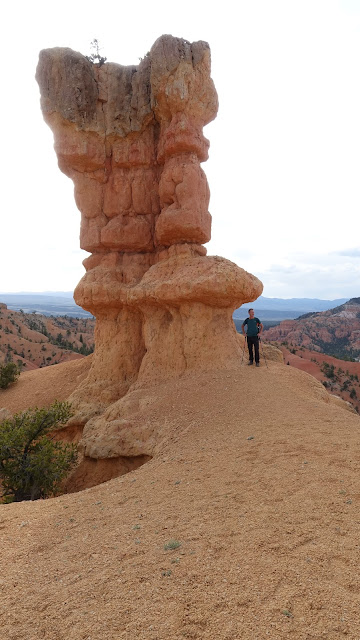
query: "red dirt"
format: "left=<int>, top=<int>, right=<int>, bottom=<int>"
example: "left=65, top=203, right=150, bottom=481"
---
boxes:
left=0, top=305, right=94, bottom=371
left=279, top=346, right=360, bottom=413
left=0, top=356, right=91, bottom=414
left=1, top=358, right=360, bottom=639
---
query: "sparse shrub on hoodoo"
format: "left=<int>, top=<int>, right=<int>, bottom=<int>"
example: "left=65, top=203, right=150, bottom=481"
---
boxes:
left=85, top=39, right=107, bottom=66
left=0, top=401, right=77, bottom=502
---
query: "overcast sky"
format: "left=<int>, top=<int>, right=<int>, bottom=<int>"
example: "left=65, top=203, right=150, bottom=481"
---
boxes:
left=1, top=0, right=359, bottom=299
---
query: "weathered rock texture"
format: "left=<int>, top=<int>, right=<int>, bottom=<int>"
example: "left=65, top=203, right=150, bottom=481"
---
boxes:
left=36, top=36, right=263, bottom=471
left=264, top=298, right=360, bottom=357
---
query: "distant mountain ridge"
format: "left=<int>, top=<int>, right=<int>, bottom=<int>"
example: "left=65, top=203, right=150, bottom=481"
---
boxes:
left=248, top=296, right=349, bottom=312
left=233, top=296, right=349, bottom=324
left=0, top=293, right=349, bottom=321
left=263, top=297, right=360, bottom=360
left=0, top=293, right=91, bottom=318
left=234, top=296, right=349, bottom=320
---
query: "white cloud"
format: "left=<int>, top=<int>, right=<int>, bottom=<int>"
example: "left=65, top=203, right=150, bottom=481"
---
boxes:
left=335, top=248, right=360, bottom=257
left=253, top=252, right=360, bottom=298
left=1, top=0, right=360, bottom=297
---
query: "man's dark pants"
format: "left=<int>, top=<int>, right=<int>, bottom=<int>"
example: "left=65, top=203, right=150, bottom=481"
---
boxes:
left=247, top=336, right=260, bottom=364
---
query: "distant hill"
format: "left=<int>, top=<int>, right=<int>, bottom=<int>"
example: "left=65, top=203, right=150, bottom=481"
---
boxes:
left=0, top=292, right=349, bottom=322
left=234, top=296, right=349, bottom=322
left=249, top=296, right=349, bottom=312
left=0, top=293, right=92, bottom=318
left=263, top=297, right=360, bottom=360
left=0, top=304, right=95, bottom=371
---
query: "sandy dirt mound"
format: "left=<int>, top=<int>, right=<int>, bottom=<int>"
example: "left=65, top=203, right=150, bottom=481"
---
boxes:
left=1, top=361, right=360, bottom=639
left=0, top=356, right=91, bottom=414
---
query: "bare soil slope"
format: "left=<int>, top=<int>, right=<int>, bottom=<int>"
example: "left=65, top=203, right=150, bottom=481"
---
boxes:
left=1, top=360, right=360, bottom=639
left=279, top=346, right=360, bottom=413
left=0, top=304, right=94, bottom=370
left=0, top=356, right=91, bottom=414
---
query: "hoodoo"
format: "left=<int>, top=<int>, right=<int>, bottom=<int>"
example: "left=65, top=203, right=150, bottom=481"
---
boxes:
left=36, top=36, right=263, bottom=475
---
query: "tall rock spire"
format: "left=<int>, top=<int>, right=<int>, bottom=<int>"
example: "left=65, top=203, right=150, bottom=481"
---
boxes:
left=36, top=36, right=263, bottom=470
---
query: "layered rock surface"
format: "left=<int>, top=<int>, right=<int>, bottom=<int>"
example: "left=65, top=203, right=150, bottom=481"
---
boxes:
left=264, top=298, right=360, bottom=357
left=36, top=35, right=263, bottom=476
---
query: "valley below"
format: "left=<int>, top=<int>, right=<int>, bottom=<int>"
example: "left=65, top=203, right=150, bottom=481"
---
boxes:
left=0, top=303, right=95, bottom=371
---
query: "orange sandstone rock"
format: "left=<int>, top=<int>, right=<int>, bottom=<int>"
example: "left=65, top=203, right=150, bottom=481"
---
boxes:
left=36, top=35, right=263, bottom=463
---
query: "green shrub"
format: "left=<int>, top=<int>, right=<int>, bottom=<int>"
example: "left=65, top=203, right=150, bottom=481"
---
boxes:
left=320, top=362, right=337, bottom=380
left=85, top=39, right=107, bottom=65
left=164, top=540, right=181, bottom=551
left=0, top=362, right=21, bottom=389
left=0, top=401, right=77, bottom=502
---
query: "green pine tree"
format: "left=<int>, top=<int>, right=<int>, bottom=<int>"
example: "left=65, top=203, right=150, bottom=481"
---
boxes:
left=0, top=401, right=77, bottom=502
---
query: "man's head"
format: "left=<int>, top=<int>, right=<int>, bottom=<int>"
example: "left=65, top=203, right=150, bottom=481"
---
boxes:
left=248, top=308, right=255, bottom=319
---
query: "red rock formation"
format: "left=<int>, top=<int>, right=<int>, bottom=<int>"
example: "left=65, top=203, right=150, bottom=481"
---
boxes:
left=36, top=36, right=263, bottom=466
left=263, top=299, right=360, bottom=356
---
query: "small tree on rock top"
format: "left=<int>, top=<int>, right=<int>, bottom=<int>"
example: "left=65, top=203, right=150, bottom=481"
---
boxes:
left=85, top=39, right=107, bottom=66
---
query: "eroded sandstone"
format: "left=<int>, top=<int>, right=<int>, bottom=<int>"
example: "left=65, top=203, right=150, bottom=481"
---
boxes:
left=36, top=35, right=263, bottom=472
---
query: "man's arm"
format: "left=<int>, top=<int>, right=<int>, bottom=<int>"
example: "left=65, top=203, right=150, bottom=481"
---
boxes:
left=258, top=322, right=263, bottom=335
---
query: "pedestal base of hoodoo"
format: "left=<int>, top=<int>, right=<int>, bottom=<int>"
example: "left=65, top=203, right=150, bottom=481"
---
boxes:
left=36, top=35, right=263, bottom=475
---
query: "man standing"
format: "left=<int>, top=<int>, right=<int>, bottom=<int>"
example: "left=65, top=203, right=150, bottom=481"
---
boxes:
left=242, top=308, right=263, bottom=367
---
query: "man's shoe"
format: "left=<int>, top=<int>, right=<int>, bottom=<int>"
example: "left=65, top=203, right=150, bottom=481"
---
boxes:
left=256, top=363, right=260, bottom=367
left=248, top=361, right=253, bottom=366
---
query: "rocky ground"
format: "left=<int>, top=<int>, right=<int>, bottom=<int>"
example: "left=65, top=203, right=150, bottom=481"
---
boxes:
left=1, top=356, right=360, bottom=639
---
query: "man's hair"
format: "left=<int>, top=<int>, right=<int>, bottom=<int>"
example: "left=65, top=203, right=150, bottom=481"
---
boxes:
left=248, top=308, right=253, bottom=313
